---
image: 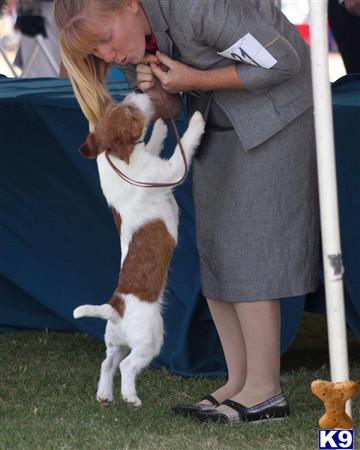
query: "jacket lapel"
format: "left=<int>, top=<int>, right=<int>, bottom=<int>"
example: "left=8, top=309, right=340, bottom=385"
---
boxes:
left=154, top=31, right=173, bottom=57
left=141, top=0, right=173, bottom=57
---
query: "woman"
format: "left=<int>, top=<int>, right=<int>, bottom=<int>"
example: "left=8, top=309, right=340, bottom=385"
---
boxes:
left=54, top=0, right=319, bottom=423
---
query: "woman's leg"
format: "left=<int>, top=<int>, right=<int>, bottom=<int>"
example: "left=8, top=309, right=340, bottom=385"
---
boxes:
left=216, top=299, right=281, bottom=412
left=199, top=298, right=247, bottom=403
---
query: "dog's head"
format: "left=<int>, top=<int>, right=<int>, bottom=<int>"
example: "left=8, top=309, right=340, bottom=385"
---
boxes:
left=79, top=92, right=154, bottom=164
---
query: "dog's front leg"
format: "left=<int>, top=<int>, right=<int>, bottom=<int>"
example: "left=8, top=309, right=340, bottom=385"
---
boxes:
left=177, top=111, right=205, bottom=162
left=156, top=111, right=205, bottom=182
left=97, top=343, right=128, bottom=404
left=144, top=119, right=167, bottom=156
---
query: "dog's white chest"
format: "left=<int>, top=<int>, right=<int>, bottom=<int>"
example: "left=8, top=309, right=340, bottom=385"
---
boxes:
left=96, top=154, right=179, bottom=242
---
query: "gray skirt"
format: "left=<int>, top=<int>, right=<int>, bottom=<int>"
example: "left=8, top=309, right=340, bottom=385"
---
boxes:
left=190, top=98, right=320, bottom=302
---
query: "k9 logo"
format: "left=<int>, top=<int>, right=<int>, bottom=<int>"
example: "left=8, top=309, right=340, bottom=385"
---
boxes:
left=318, top=430, right=354, bottom=449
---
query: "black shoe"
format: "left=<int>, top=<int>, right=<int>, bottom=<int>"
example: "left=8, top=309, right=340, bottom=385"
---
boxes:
left=172, top=394, right=220, bottom=417
left=192, top=392, right=290, bottom=423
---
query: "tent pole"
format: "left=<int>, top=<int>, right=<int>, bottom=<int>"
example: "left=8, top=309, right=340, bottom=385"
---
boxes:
left=308, top=0, right=351, bottom=415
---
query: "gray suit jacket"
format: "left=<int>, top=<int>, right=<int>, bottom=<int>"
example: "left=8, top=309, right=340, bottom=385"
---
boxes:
left=122, top=0, right=313, bottom=151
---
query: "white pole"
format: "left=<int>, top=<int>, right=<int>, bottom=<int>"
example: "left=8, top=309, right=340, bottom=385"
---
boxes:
left=308, top=0, right=351, bottom=415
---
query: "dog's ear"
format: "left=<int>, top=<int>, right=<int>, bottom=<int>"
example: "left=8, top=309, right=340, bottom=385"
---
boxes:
left=79, top=132, right=99, bottom=159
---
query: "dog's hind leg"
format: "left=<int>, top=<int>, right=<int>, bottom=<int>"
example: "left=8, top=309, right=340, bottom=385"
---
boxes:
left=120, top=347, right=154, bottom=407
left=97, top=343, right=129, bottom=404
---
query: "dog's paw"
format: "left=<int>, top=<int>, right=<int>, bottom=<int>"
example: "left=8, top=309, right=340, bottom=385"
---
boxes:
left=97, top=394, right=113, bottom=405
left=189, top=111, right=205, bottom=134
left=123, top=394, right=142, bottom=407
left=97, top=384, right=114, bottom=405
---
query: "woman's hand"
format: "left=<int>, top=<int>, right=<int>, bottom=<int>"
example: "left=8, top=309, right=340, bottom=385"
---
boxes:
left=136, top=54, right=174, bottom=106
left=136, top=54, right=160, bottom=92
left=150, top=51, right=199, bottom=94
left=344, top=0, right=360, bottom=17
left=135, top=54, right=182, bottom=120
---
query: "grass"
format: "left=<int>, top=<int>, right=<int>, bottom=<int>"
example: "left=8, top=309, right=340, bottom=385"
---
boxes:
left=0, top=312, right=359, bottom=450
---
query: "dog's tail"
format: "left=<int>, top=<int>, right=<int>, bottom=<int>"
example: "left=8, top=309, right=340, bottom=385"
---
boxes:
left=73, top=304, right=121, bottom=323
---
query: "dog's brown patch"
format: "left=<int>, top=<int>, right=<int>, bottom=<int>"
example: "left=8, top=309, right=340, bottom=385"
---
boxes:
left=98, top=104, right=145, bottom=164
left=108, top=292, right=125, bottom=317
left=118, top=220, right=175, bottom=302
left=79, top=103, right=145, bottom=163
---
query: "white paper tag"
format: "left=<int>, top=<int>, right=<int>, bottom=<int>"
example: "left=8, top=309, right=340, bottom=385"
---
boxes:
left=218, top=33, right=278, bottom=69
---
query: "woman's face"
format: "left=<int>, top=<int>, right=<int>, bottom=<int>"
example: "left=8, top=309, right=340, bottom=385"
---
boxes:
left=91, top=1, right=150, bottom=65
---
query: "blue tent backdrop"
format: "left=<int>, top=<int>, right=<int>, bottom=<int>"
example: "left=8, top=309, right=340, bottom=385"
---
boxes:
left=0, top=72, right=359, bottom=375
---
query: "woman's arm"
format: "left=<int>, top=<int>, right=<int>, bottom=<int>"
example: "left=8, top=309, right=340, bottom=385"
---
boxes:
left=150, top=51, right=245, bottom=94
left=188, top=0, right=302, bottom=94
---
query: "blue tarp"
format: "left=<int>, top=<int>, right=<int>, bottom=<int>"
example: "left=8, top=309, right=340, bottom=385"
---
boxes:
left=305, top=74, right=360, bottom=342
left=3, top=74, right=358, bottom=375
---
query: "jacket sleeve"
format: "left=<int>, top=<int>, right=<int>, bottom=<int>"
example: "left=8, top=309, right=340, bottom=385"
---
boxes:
left=190, top=0, right=301, bottom=93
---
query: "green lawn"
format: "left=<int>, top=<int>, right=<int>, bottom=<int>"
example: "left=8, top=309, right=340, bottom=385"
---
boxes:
left=0, top=312, right=359, bottom=450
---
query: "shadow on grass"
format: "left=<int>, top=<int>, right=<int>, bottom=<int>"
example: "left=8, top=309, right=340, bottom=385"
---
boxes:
left=281, top=311, right=360, bottom=372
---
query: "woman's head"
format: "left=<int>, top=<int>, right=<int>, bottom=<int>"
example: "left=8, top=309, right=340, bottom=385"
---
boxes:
left=54, top=0, right=150, bottom=125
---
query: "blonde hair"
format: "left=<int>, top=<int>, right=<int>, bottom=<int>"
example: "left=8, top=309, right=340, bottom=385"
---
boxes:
left=54, top=0, right=127, bottom=126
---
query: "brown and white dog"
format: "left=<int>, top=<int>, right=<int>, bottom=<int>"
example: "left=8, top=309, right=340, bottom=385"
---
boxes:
left=73, top=92, right=205, bottom=406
